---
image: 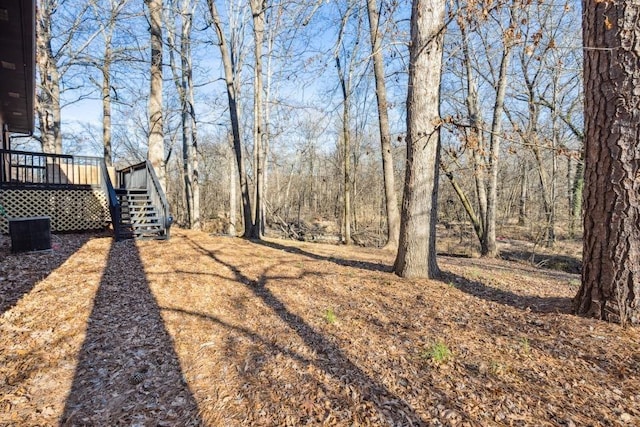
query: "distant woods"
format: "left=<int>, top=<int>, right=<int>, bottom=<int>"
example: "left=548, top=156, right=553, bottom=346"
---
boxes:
left=32, top=1, right=583, bottom=260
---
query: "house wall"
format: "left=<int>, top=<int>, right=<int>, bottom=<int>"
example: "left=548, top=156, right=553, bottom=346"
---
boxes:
left=0, top=188, right=110, bottom=233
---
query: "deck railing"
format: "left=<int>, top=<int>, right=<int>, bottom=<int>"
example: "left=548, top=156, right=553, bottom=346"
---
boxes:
left=118, top=160, right=172, bottom=238
left=0, top=149, right=103, bottom=187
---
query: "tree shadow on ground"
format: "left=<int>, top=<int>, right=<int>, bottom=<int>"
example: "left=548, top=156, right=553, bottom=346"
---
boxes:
left=0, top=233, right=96, bottom=316
left=185, top=237, right=427, bottom=425
left=439, top=270, right=573, bottom=314
left=255, top=239, right=391, bottom=273
left=60, top=239, right=201, bottom=426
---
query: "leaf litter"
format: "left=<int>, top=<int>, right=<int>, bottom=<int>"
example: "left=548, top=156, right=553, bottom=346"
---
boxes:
left=0, top=228, right=638, bottom=426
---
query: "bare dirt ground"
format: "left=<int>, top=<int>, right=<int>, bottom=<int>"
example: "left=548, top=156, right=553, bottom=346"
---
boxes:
left=1, top=228, right=638, bottom=426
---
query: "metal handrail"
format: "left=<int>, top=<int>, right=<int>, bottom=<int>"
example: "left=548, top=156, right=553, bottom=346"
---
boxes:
left=99, top=160, right=122, bottom=240
left=144, top=160, right=172, bottom=238
left=0, top=149, right=103, bottom=187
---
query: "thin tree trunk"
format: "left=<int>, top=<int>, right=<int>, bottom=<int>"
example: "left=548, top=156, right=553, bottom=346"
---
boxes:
left=336, top=56, right=352, bottom=245
left=186, top=23, right=200, bottom=231
left=366, top=0, right=400, bottom=250
left=250, top=0, right=266, bottom=239
left=228, top=135, right=237, bottom=236
left=441, top=163, right=483, bottom=241
left=208, top=0, right=253, bottom=237
left=482, top=36, right=513, bottom=257
left=461, top=22, right=487, bottom=238
left=576, top=1, right=640, bottom=326
left=547, top=69, right=561, bottom=247
left=102, top=42, right=113, bottom=166
left=518, top=159, right=528, bottom=226
left=167, top=3, right=191, bottom=226
left=393, top=0, right=445, bottom=279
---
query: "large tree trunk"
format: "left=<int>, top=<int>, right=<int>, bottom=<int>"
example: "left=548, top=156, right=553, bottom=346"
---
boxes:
left=145, top=0, right=165, bottom=189
left=575, top=1, right=640, bottom=326
left=366, top=0, right=401, bottom=250
left=393, top=0, right=445, bottom=279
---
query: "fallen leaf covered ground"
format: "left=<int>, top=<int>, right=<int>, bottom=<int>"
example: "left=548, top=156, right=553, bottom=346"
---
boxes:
left=0, top=228, right=638, bottom=426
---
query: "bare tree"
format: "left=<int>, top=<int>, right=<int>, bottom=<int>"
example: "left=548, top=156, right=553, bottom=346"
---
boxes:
left=366, top=0, right=401, bottom=250
left=208, top=0, right=253, bottom=237
left=35, top=0, right=98, bottom=154
left=85, top=0, right=133, bottom=167
left=167, top=0, right=200, bottom=229
left=393, top=0, right=445, bottom=278
left=250, top=0, right=267, bottom=238
left=441, top=2, right=517, bottom=257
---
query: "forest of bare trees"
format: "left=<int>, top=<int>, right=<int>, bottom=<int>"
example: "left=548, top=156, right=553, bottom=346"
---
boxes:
left=29, top=0, right=583, bottom=247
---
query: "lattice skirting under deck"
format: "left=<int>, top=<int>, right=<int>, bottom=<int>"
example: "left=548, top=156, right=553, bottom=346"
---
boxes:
left=0, top=188, right=110, bottom=233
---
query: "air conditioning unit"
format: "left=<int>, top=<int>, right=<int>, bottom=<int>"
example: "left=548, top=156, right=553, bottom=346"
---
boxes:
left=9, top=216, right=52, bottom=253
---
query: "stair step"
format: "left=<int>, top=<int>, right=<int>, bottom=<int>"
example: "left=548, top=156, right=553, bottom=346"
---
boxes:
left=127, top=205, right=155, bottom=210
left=125, top=200, right=153, bottom=206
left=131, top=223, right=160, bottom=229
left=123, top=194, right=151, bottom=199
left=116, top=188, right=147, bottom=193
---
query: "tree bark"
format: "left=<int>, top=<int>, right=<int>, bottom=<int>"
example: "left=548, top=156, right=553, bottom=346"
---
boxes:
left=393, top=0, right=445, bottom=279
left=250, top=0, right=266, bottom=239
left=208, top=0, right=253, bottom=237
left=145, top=0, right=165, bottom=190
left=441, top=163, right=483, bottom=241
left=575, top=1, right=640, bottom=326
left=185, top=7, right=200, bottom=231
left=35, top=0, right=62, bottom=154
left=569, top=151, right=583, bottom=238
left=482, top=35, right=513, bottom=257
left=102, top=40, right=113, bottom=167
left=228, top=135, right=237, bottom=236
left=460, top=22, right=488, bottom=238
left=336, top=55, right=352, bottom=245
left=518, top=159, right=528, bottom=226
left=366, top=0, right=401, bottom=250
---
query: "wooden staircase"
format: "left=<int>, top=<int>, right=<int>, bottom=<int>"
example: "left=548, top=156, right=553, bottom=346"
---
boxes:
left=115, top=188, right=164, bottom=240
left=99, top=160, right=172, bottom=241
